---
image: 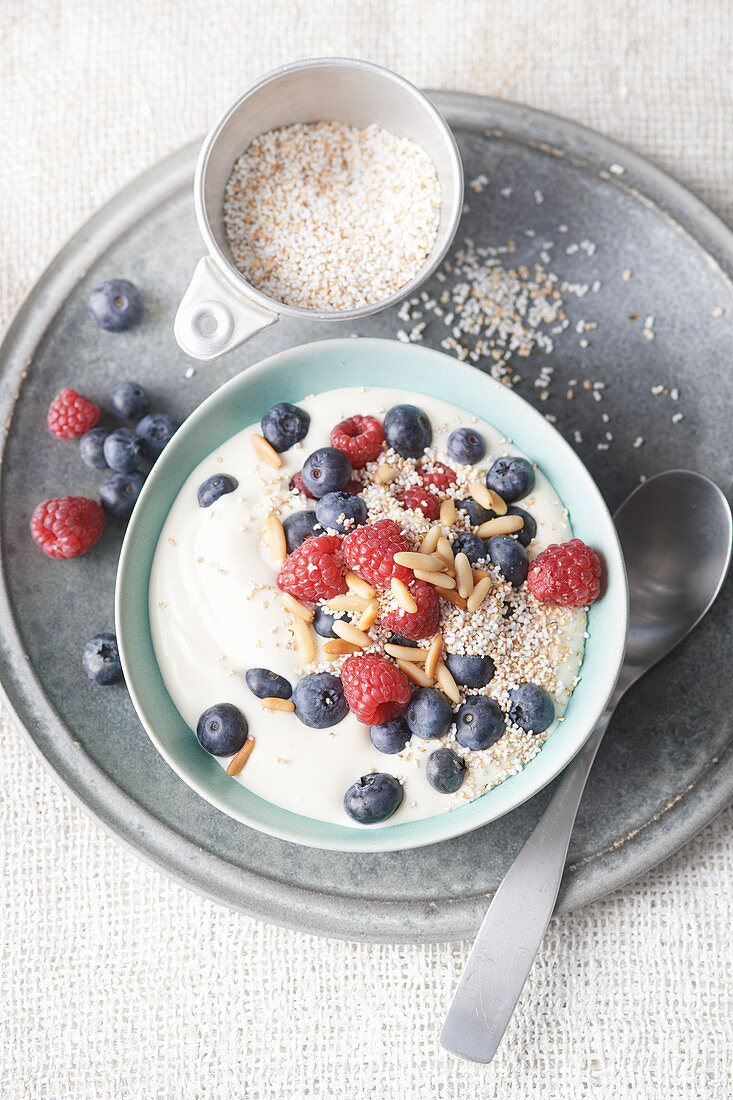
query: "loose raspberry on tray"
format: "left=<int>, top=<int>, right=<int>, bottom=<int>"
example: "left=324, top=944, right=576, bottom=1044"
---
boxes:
left=527, top=538, right=603, bottom=607
left=396, top=487, right=441, bottom=520
left=47, top=388, right=101, bottom=439
left=340, top=653, right=412, bottom=726
left=330, top=415, right=384, bottom=468
left=382, top=578, right=441, bottom=640
left=31, top=496, right=106, bottom=559
left=277, top=534, right=347, bottom=602
left=419, top=460, right=456, bottom=491
left=342, top=519, right=413, bottom=589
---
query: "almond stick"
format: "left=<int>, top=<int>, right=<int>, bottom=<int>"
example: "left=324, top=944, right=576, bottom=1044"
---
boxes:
left=226, top=737, right=256, bottom=777
left=424, top=634, right=443, bottom=680
left=281, top=592, right=313, bottom=622
left=263, top=515, right=287, bottom=562
left=414, top=569, right=456, bottom=589
left=391, top=577, right=418, bottom=613
left=454, top=552, right=474, bottom=599
left=477, top=514, right=524, bottom=538
left=332, top=619, right=371, bottom=648
left=252, top=433, right=282, bottom=469
left=345, top=572, right=376, bottom=599
left=435, top=660, right=461, bottom=704
left=396, top=659, right=434, bottom=688
left=419, top=524, right=443, bottom=554
left=292, top=618, right=315, bottom=664
left=384, top=644, right=430, bottom=662
left=261, top=697, right=295, bottom=712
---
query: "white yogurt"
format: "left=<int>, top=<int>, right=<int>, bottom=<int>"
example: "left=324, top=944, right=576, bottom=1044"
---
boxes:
left=149, top=386, right=586, bottom=827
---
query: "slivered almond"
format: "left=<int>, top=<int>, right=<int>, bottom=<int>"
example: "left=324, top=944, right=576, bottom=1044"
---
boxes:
left=281, top=592, right=313, bottom=622
left=332, top=620, right=372, bottom=648
left=292, top=618, right=315, bottom=664
left=414, top=569, right=456, bottom=589
left=263, top=515, right=287, bottom=562
left=345, top=572, right=375, bottom=599
left=484, top=488, right=508, bottom=516
left=440, top=588, right=468, bottom=610
left=261, top=697, right=295, bottom=712
left=252, top=433, right=282, bottom=469
left=467, top=576, right=492, bottom=612
left=384, top=644, right=429, bottom=662
left=419, top=524, right=443, bottom=554
left=439, top=498, right=456, bottom=526
left=454, top=552, right=474, bottom=599
left=323, top=639, right=360, bottom=657
left=373, top=463, right=397, bottom=485
left=396, top=659, right=434, bottom=687
left=435, top=660, right=461, bottom=704
left=477, top=514, right=524, bottom=537
left=326, top=594, right=370, bottom=613
left=435, top=537, right=454, bottom=567
left=393, top=551, right=446, bottom=572
left=425, top=634, right=443, bottom=680
left=391, top=577, right=418, bottom=613
left=357, top=600, right=379, bottom=631
left=226, top=737, right=256, bottom=776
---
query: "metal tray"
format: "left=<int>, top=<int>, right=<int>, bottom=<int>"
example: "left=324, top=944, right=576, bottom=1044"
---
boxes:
left=0, top=93, right=731, bottom=943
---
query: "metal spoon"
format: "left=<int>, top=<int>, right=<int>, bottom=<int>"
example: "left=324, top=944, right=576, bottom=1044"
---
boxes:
left=440, top=470, right=732, bottom=1063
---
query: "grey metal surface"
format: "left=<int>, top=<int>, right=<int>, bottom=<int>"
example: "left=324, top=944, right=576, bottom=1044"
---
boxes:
left=441, top=472, right=732, bottom=1061
left=0, top=93, right=731, bottom=943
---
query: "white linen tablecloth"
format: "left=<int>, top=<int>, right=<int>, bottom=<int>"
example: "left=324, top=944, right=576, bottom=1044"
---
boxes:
left=1, top=2, right=731, bottom=1096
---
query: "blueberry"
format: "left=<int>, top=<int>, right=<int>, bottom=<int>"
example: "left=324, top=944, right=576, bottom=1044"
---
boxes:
left=136, top=413, right=179, bottom=460
left=196, top=702, right=248, bottom=756
left=313, top=605, right=338, bottom=639
left=245, top=667, right=292, bottom=700
left=426, top=748, right=466, bottom=793
left=88, top=279, right=143, bottom=332
left=293, top=672, right=348, bottom=728
left=447, top=427, right=486, bottom=466
left=485, top=457, right=535, bottom=503
left=109, top=382, right=150, bottom=420
left=197, top=474, right=238, bottom=508
left=82, top=632, right=122, bottom=685
left=100, top=471, right=145, bottom=519
left=316, top=491, right=367, bottom=534
left=456, top=498, right=494, bottom=526
left=405, top=687, right=453, bottom=740
left=508, top=683, right=555, bottom=734
left=384, top=404, right=432, bottom=458
left=455, top=696, right=504, bottom=750
left=507, top=505, right=537, bottom=548
left=79, top=427, right=110, bottom=469
left=301, top=447, right=352, bottom=498
left=444, top=653, right=496, bottom=688
left=487, top=535, right=529, bottom=587
left=344, top=773, right=403, bottom=824
left=261, top=402, right=310, bottom=452
left=450, top=531, right=487, bottom=565
left=103, top=427, right=145, bottom=473
left=283, top=510, right=320, bottom=553
left=370, top=715, right=412, bottom=755
left=386, top=632, right=418, bottom=649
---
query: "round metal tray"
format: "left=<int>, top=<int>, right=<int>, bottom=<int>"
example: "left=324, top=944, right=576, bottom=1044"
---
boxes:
left=0, top=92, right=731, bottom=942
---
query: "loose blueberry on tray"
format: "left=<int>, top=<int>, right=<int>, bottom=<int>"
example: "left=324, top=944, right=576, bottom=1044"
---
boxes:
left=293, top=672, right=348, bottom=728
left=103, top=428, right=145, bottom=473
left=507, top=505, right=536, bottom=547
left=343, top=773, right=404, bottom=824
left=426, top=748, right=466, bottom=793
left=316, top=490, right=367, bottom=534
left=455, top=497, right=494, bottom=527
left=508, top=683, right=555, bottom=734
left=136, top=413, right=179, bottom=459
left=455, top=696, right=505, bottom=750
left=301, top=447, right=352, bottom=498
left=450, top=531, right=487, bottom=564
left=261, top=402, right=310, bottom=452
left=405, top=687, right=453, bottom=740
left=100, top=471, right=145, bottom=519
left=370, top=715, right=412, bottom=755
left=447, top=426, right=486, bottom=466
left=82, top=632, right=123, bottom=685
left=109, top=381, right=150, bottom=421
left=485, top=456, right=535, bottom=503
left=88, top=279, right=143, bottom=332
left=245, top=668, right=292, bottom=700
left=283, top=510, right=320, bottom=553
left=197, top=474, right=238, bottom=508
left=196, top=703, right=248, bottom=756
left=487, top=535, right=529, bottom=587
left=444, top=653, right=495, bottom=689
left=384, top=403, right=432, bottom=458
left=79, top=427, right=111, bottom=469
left=312, top=604, right=339, bottom=639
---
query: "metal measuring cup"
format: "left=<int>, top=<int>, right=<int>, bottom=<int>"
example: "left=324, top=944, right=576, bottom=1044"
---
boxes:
left=174, top=58, right=464, bottom=361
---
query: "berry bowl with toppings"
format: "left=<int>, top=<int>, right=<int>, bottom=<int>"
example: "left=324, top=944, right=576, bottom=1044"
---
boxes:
left=116, top=337, right=627, bottom=852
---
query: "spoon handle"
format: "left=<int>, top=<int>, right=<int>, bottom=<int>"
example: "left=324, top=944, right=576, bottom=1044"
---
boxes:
left=440, top=712, right=612, bottom=1064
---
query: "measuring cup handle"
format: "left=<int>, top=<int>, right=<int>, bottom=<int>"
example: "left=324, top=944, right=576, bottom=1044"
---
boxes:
left=174, top=257, right=279, bottom=361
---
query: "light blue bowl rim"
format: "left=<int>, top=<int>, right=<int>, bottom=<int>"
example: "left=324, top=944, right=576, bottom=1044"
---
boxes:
left=116, top=337, right=628, bottom=852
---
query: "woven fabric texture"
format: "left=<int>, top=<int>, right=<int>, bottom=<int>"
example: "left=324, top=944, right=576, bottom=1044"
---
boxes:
left=1, top=2, right=731, bottom=1097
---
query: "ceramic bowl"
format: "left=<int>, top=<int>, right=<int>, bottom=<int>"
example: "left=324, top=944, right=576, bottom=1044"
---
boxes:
left=116, top=337, right=628, bottom=852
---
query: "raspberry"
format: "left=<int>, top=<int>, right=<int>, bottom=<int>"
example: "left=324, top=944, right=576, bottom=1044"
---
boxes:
left=396, top=487, right=441, bottom=520
left=291, top=472, right=361, bottom=498
left=330, top=415, right=384, bottom=469
left=420, top=461, right=456, bottom=491
left=340, top=654, right=412, bottom=725
left=381, top=579, right=441, bottom=640
left=527, top=538, right=603, bottom=607
left=31, top=496, right=106, bottom=559
left=342, top=519, right=413, bottom=589
left=47, top=388, right=100, bottom=439
left=277, top=534, right=347, bottom=602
